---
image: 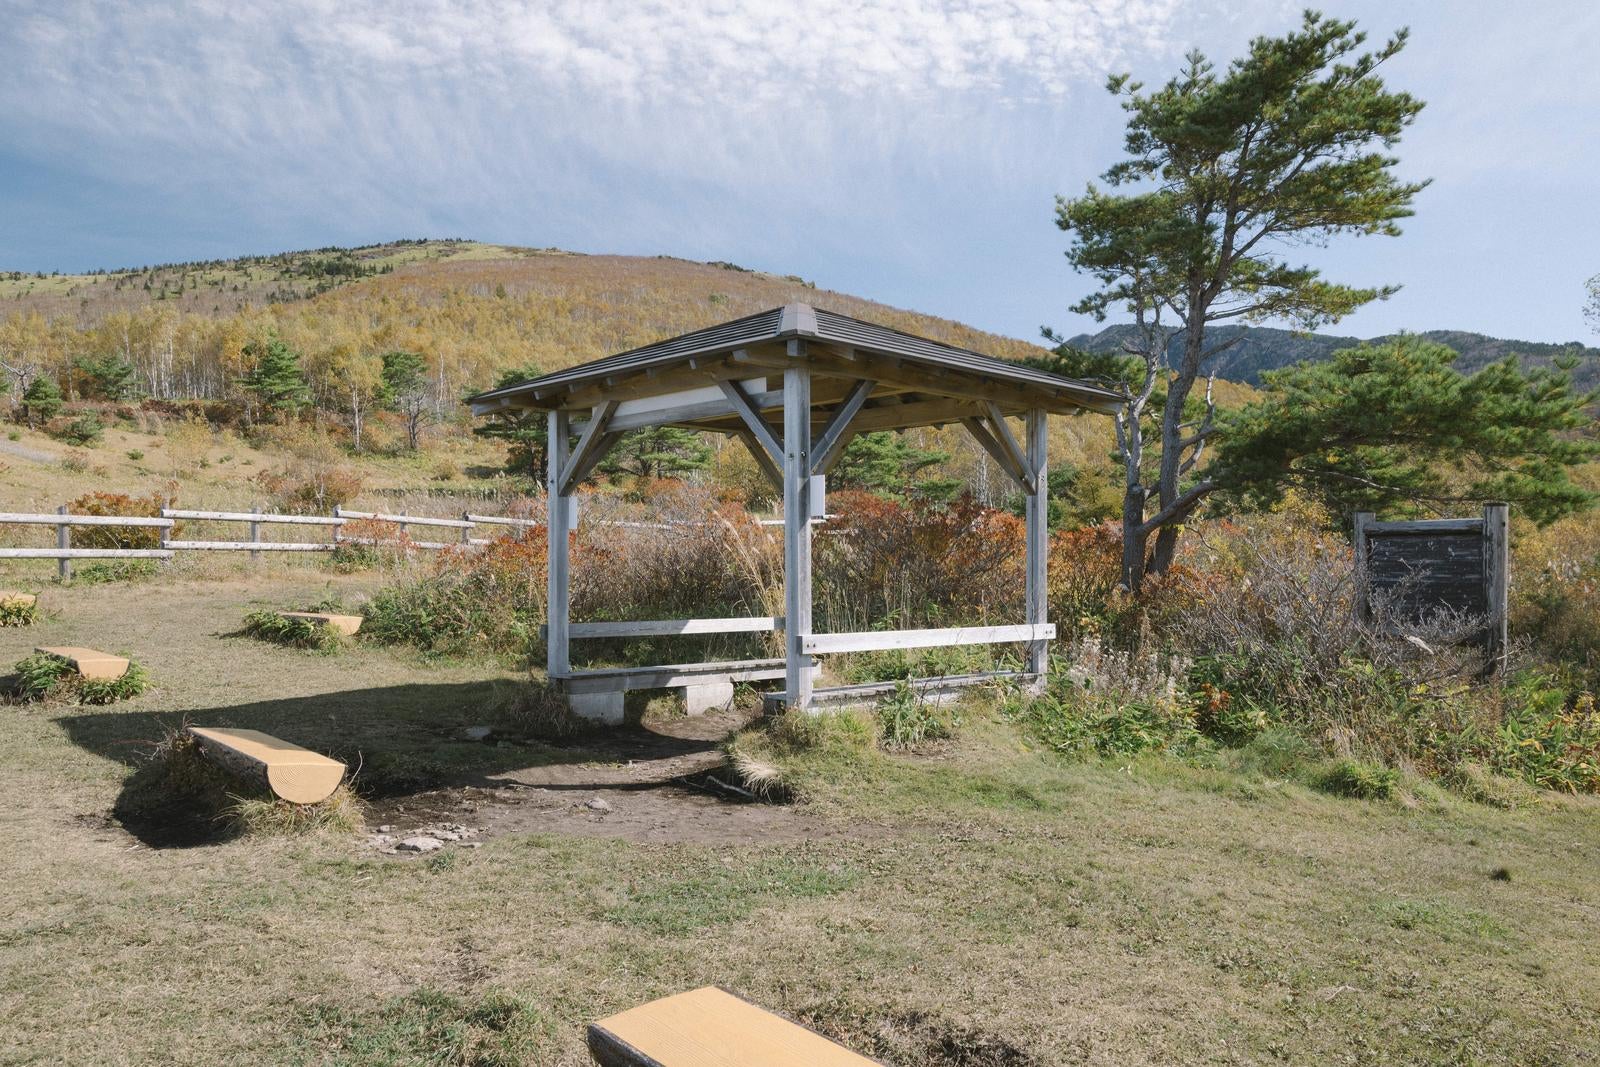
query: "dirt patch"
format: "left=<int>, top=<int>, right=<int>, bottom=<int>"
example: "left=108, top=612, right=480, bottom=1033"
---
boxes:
left=362, top=707, right=834, bottom=849
left=801, top=1006, right=1042, bottom=1067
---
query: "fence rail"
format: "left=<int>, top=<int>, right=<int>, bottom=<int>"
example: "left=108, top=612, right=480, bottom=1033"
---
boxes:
left=0, top=499, right=799, bottom=579
left=0, top=502, right=542, bottom=577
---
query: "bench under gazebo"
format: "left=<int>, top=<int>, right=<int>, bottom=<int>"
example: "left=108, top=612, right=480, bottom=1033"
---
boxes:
left=466, top=303, right=1121, bottom=721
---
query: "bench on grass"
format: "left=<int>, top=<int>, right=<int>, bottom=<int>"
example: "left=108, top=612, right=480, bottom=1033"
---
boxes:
left=588, top=986, right=881, bottom=1067
left=33, top=646, right=127, bottom=680
left=1, top=591, right=37, bottom=608
left=554, top=659, right=801, bottom=724
left=187, top=727, right=346, bottom=805
left=277, top=610, right=364, bottom=636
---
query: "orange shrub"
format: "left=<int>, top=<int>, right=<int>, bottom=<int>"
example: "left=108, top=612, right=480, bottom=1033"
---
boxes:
left=815, top=491, right=1025, bottom=629
left=68, top=490, right=173, bottom=550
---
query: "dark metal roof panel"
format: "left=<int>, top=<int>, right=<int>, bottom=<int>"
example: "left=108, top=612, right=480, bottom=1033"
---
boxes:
left=466, top=303, right=1124, bottom=411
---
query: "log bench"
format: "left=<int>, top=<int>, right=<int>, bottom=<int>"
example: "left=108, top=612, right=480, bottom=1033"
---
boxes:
left=33, top=646, right=128, bottom=680
left=587, top=986, right=880, bottom=1067
left=187, top=727, right=346, bottom=804
left=554, top=659, right=803, bottom=723
left=277, top=611, right=364, bottom=636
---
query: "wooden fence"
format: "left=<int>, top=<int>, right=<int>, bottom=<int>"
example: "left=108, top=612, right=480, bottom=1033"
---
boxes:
left=1354, top=502, right=1509, bottom=671
left=0, top=504, right=540, bottom=578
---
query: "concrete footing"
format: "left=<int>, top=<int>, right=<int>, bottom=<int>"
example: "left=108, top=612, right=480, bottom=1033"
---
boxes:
left=568, top=689, right=625, bottom=725
left=680, top=680, right=735, bottom=716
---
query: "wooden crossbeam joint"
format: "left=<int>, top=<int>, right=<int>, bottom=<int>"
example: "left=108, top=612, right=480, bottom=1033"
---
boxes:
left=810, top=379, right=874, bottom=476
left=718, top=379, right=783, bottom=464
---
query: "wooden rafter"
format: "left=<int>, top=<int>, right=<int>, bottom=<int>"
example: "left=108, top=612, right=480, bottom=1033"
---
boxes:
left=559, top=400, right=619, bottom=495
left=809, top=379, right=874, bottom=476
left=718, top=379, right=783, bottom=465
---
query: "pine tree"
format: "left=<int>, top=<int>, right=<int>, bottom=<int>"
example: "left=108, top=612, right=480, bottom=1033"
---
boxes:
left=598, top=427, right=712, bottom=481
left=472, top=364, right=547, bottom=475
left=1212, top=337, right=1598, bottom=525
left=832, top=430, right=960, bottom=502
left=1054, top=11, right=1427, bottom=588
left=21, top=375, right=62, bottom=427
left=241, top=335, right=309, bottom=418
left=380, top=350, right=430, bottom=450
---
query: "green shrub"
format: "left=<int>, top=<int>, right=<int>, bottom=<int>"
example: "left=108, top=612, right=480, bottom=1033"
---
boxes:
left=50, top=413, right=104, bottom=446
left=0, top=595, right=38, bottom=627
left=1009, top=670, right=1201, bottom=759
left=241, top=609, right=346, bottom=653
left=126, top=449, right=144, bottom=461
left=12, top=652, right=150, bottom=704
left=876, top=683, right=958, bottom=749
left=1316, top=759, right=1400, bottom=800
left=67, top=491, right=169, bottom=550
left=72, top=559, right=160, bottom=584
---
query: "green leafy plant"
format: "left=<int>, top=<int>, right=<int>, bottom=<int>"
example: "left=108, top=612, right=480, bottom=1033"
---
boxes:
left=12, top=652, right=150, bottom=704
left=0, top=595, right=39, bottom=627
left=241, top=609, right=347, bottom=653
left=877, top=682, right=959, bottom=749
left=1317, top=759, right=1400, bottom=801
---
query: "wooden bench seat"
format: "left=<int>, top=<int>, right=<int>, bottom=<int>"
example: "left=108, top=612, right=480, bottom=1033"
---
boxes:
left=761, top=670, right=1036, bottom=713
left=187, top=727, right=346, bottom=804
left=277, top=611, right=364, bottom=636
left=588, top=986, right=880, bottom=1067
left=34, top=646, right=128, bottom=681
left=553, top=659, right=791, bottom=723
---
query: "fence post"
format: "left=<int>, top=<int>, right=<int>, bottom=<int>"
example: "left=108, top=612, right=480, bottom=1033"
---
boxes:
left=56, top=505, right=70, bottom=581
left=1483, top=502, right=1509, bottom=674
left=332, top=505, right=342, bottom=548
left=250, top=506, right=262, bottom=562
left=461, top=511, right=471, bottom=545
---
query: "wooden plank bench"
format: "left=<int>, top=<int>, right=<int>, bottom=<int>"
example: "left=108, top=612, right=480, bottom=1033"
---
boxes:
left=762, top=670, right=1035, bottom=714
left=554, top=659, right=794, bottom=723
left=588, top=986, right=880, bottom=1067
left=1, top=591, right=37, bottom=608
left=278, top=611, right=364, bottom=636
left=34, top=646, right=128, bottom=681
left=187, top=727, right=346, bottom=805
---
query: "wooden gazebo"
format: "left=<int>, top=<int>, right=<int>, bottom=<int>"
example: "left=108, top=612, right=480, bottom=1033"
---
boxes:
left=467, top=304, right=1121, bottom=721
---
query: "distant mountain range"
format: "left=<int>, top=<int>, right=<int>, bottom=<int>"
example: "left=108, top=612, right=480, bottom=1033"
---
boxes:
left=1067, top=324, right=1600, bottom=391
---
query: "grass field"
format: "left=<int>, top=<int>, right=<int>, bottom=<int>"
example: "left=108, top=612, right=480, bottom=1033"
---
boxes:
left=3, top=574, right=1600, bottom=1065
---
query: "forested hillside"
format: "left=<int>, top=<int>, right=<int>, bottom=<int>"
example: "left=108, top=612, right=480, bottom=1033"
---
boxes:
left=1069, top=322, right=1600, bottom=389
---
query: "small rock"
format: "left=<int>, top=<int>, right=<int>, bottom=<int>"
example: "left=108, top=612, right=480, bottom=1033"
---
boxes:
left=462, top=841, right=481, bottom=849
left=463, top=726, right=494, bottom=741
left=377, top=824, right=395, bottom=833
left=395, top=836, right=443, bottom=854
left=584, top=797, right=613, bottom=813
left=432, top=828, right=463, bottom=841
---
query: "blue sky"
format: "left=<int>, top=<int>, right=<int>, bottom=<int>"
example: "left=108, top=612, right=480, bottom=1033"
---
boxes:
left=2, top=1, right=1597, bottom=347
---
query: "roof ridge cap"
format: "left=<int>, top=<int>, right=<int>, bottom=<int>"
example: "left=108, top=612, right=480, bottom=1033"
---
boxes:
left=778, top=303, right=818, bottom=336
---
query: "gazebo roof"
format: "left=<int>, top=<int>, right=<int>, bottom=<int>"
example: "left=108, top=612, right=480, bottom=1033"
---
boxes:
left=466, top=304, right=1124, bottom=427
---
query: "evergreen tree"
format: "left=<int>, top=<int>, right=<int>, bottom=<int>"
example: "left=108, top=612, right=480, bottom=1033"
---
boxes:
left=20, top=375, right=62, bottom=427
left=1212, top=338, right=1598, bottom=525
left=598, top=427, right=712, bottom=481
left=241, top=335, right=309, bottom=418
left=73, top=353, right=137, bottom=401
left=1054, top=11, right=1427, bottom=588
left=832, top=430, right=960, bottom=502
left=471, top=364, right=546, bottom=475
left=380, top=349, right=430, bottom=450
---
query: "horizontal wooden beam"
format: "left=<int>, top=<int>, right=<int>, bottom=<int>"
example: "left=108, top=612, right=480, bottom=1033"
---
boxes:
left=335, top=508, right=473, bottom=529
left=801, top=623, right=1055, bottom=656
left=163, top=540, right=335, bottom=552
left=545, top=616, right=784, bottom=639
left=0, top=513, right=173, bottom=527
left=161, top=509, right=344, bottom=526
left=0, top=548, right=174, bottom=559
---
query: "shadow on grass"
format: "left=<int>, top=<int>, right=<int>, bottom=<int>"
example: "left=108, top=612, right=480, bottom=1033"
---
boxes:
left=54, top=680, right=727, bottom=848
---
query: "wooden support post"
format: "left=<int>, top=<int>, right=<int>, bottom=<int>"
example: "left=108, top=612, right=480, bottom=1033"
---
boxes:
left=547, top=410, right=573, bottom=681
left=250, top=506, right=262, bottom=562
left=461, top=511, right=472, bottom=544
left=56, top=505, right=70, bottom=581
left=332, top=505, right=342, bottom=547
left=1483, top=502, right=1509, bottom=674
left=1024, top=409, right=1048, bottom=680
left=1353, top=511, right=1373, bottom=621
left=783, top=366, right=814, bottom=710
